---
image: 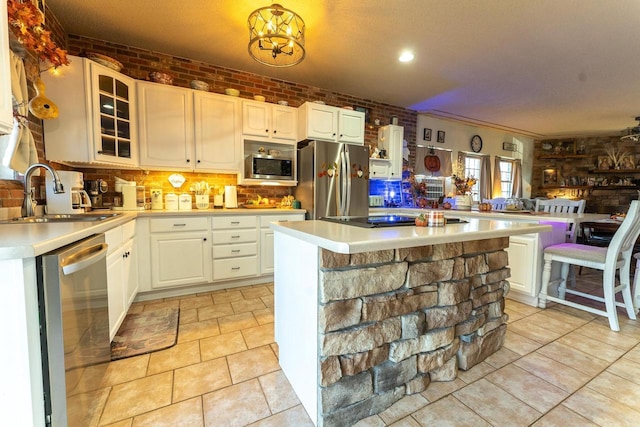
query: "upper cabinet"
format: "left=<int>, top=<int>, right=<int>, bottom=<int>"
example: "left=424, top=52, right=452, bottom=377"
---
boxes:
left=242, top=100, right=297, bottom=143
left=0, top=0, right=13, bottom=136
left=369, top=125, right=404, bottom=180
left=138, top=81, right=241, bottom=173
left=42, top=55, right=138, bottom=167
left=298, top=102, right=365, bottom=144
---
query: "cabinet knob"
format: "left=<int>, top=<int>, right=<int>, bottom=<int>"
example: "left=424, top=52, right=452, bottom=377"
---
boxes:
left=186, top=159, right=191, bottom=163
left=340, top=134, right=343, bottom=138
left=203, top=237, right=207, bottom=242
left=273, top=130, right=277, bottom=134
left=197, top=160, right=201, bottom=163
left=333, top=133, right=336, bottom=137
left=265, top=129, right=269, bottom=133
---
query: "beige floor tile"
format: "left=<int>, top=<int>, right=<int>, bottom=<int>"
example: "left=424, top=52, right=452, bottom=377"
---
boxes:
left=227, top=345, right=280, bottom=383
left=177, top=318, right=220, bottom=343
left=218, top=311, right=259, bottom=334
left=503, top=330, right=544, bottom=355
left=420, top=377, right=466, bottom=402
left=547, top=303, right=599, bottom=321
left=506, top=299, right=542, bottom=316
left=261, top=295, right=274, bottom=308
left=531, top=403, right=598, bottom=426
left=556, top=331, right=628, bottom=362
left=573, top=321, right=640, bottom=350
left=99, top=372, right=173, bottom=425
left=504, top=307, right=527, bottom=323
left=102, top=419, right=133, bottom=427
left=453, top=379, right=541, bottom=425
left=529, top=308, right=592, bottom=329
left=173, top=357, right=232, bottom=402
left=179, top=308, right=198, bottom=325
left=72, top=355, right=149, bottom=394
left=198, top=303, right=235, bottom=321
left=507, top=318, right=567, bottom=344
left=131, top=397, right=203, bottom=427
left=537, top=341, right=610, bottom=376
left=563, top=386, right=640, bottom=425
left=147, top=340, right=201, bottom=375
left=232, top=297, right=267, bottom=314
left=388, top=416, right=421, bottom=427
left=606, top=357, right=640, bottom=386
left=241, top=285, right=272, bottom=300
left=253, top=307, right=274, bottom=325
left=514, top=351, right=591, bottom=393
left=586, top=370, right=640, bottom=409
left=378, top=394, right=428, bottom=424
left=202, top=379, right=271, bottom=427
left=200, top=330, right=248, bottom=360
left=242, top=323, right=275, bottom=349
left=247, top=405, right=314, bottom=427
left=623, top=344, right=640, bottom=364
left=411, top=395, right=492, bottom=427
left=179, top=295, right=213, bottom=310
left=484, top=346, right=521, bottom=368
left=352, top=414, right=386, bottom=426
left=212, top=290, right=245, bottom=305
left=142, top=300, right=179, bottom=312
left=485, top=364, right=568, bottom=413
left=456, top=361, right=496, bottom=384
left=258, top=370, right=300, bottom=413
left=68, top=387, right=110, bottom=427
left=270, top=342, right=279, bottom=358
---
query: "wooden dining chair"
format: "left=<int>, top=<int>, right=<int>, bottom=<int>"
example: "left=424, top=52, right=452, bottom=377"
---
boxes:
left=482, top=198, right=507, bottom=210
left=534, top=198, right=586, bottom=243
left=538, top=200, right=640, bottom=331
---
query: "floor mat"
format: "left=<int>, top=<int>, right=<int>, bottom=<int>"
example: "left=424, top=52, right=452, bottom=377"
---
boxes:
left=111, top=307, right=180, bottom=360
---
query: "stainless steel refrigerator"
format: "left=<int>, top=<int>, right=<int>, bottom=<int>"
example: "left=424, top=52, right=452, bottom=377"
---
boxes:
left=295, top=141, right=369, bottom=219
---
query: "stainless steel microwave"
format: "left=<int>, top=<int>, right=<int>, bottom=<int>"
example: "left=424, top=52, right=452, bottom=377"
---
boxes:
left=245, top=154, right=294, bottom=180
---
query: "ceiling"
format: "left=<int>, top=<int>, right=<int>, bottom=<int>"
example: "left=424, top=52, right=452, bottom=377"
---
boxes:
left=46, top=0, right=640, bottom=138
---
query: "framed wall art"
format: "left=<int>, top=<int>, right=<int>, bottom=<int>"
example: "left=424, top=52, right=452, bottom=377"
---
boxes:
left=423, top=128, right=432, bottom=141
left=542, top=168, right=558, bottom=186
left=437, top=130, right=445, bottom=143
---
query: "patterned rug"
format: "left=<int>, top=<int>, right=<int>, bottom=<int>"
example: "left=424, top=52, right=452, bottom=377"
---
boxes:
left=111, top=307, right=180, bottom=361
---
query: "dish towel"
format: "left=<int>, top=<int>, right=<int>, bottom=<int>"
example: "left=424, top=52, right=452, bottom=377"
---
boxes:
left=0, top=50, right=39, bottom=174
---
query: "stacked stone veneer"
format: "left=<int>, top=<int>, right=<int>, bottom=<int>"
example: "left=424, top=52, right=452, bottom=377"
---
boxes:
left=316, top=237, right=511, bottom=426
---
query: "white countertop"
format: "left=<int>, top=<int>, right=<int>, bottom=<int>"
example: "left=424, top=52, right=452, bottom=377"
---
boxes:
left=0, top=208, right=305, bottom=260
left=270, top=218, right=552, bottom=254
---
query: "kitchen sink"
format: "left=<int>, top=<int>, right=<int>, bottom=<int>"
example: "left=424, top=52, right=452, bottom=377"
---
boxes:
left=0, top=213, right=122, bottom=224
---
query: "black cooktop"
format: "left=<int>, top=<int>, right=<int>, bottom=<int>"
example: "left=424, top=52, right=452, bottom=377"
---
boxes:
left=321, top=215, right=467, bottom=228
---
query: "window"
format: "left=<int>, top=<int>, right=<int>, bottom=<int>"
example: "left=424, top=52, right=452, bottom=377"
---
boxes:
left=499, top=159, right=514, bottom=197
left=464, top=155, right=482, bottom=202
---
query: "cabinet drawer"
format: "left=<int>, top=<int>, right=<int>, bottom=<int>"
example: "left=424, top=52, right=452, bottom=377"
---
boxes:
left=122, top=219, right=136, bottom=241
left=213, top=242, right=257, bottom=259
left=213, top=256, right=258, bottom=280
left=259, top=214, right=305, bottom=228
left=150, top=217, right=209, bottom=232
left=105, top=225, right=123, bottom=255
left=211, top=216, right=257, bottom=229
left=212, top=229, right=257, bottom=244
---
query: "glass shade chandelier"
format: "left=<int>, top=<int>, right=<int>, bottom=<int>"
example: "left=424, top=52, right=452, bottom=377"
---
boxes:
left=247, top=3, right=305, bottom=67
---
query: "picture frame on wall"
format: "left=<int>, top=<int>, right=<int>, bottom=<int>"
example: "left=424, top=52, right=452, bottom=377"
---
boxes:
left=353, top=106, right=371, bottom=124
left=437, top=130, right=445, bottom=143
left=423, top=128, right=432, bottom=141
left=542, top=168, right=558, bottom=186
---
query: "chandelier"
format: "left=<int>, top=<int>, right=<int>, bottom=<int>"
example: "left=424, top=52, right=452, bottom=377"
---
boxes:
left=621, top=116, right=640, bottom=142
left=247, top=3, right=305, bottom=67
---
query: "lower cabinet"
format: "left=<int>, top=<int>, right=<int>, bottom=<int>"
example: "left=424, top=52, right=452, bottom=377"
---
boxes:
left=260, top=213, right=305, bottom=274
left=212, top=216, right=258, bottom=280
left=105, top=220, right=138, bottom=340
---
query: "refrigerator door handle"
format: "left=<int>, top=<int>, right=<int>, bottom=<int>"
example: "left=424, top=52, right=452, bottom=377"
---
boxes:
left=337, top=150, right=346, bottom=216
left=345, top=149, right=352, bottom=215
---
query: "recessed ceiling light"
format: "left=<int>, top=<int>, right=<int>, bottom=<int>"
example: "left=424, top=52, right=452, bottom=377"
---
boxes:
left=399, top=51, right=414, bottom=62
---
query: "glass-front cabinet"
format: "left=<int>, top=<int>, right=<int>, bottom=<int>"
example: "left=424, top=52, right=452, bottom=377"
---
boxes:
left=42, top=55, right=137, bottom=167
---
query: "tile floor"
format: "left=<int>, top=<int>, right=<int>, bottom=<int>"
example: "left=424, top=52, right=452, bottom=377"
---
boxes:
left=90, top=270, right=640, bottom=426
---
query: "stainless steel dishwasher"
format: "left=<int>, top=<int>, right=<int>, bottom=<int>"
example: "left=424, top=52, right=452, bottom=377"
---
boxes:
left=37, top=233, right=110, bottom=427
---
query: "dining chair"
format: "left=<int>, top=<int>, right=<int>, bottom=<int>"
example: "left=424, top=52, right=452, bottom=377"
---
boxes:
left=534, top=198, right=586, bottom=243
left=482, top=198, right=507, bottom=210
left=538, top=199, right=640, bottom=331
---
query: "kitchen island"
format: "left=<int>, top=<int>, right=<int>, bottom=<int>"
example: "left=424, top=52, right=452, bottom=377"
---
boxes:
left=270, top=218, right=551, bottom=427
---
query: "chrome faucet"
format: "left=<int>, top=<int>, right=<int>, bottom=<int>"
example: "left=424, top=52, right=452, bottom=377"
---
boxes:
left=22, top=163, right=64, bottom=217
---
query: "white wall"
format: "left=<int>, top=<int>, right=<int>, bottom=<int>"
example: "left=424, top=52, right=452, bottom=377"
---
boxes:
left=415, top=115, right=534, bottom=198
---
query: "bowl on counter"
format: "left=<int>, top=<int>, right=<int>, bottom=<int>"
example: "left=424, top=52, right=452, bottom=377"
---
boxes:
left=225, top=88, right=240, bottom=97
left=190, top=80, right=209, bottom=91
left=149, top=71, right=173, bottom=85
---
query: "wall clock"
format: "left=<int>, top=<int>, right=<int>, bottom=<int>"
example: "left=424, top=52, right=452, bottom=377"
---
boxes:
left=470, top=135, right=483, bottom=153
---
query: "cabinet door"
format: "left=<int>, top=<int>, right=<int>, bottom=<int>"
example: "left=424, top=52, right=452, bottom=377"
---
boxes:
left=505, top=234, right=539, bottom=296
left=123, top=239, right=138, bottom=308
left=106, top=250, right=126, bottom=340
left=304, top=103, right=338, bottom=141
left=90, top=65, right=138, bottom=166
left=242, top=101, right=271, bottom=138
left=0, top=0, right=12, bottom=135
left=388, top=125, right=404, bottom=178
left=150, top=232, right=211, bottom=289
left=194, top=92, right=241, bottom=171
left=338, top=109, right=365, bottom=144
left=138, top=82, right=193, bottom=169
left=272, top=106, right=298, bottom=141
left=260, top=228, right=275, bottom=275
left=369, top=159, right=390, bottom=179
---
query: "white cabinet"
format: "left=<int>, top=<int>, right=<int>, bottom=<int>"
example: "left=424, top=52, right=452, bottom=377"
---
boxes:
left=149, top=217, right=211, bottom=289
left=259, top=213, right=305, bottom=275
left=138, top=82, right=242, bottom=172
left=242, top=100, right=297, bottom=142
left=0, top=0, right=12, bottom=135
left=212, top=216, right=258, bottom=280
left=371, top=125, right=404, bottom=180
left=369, top=159, right=391, bottom=179
left=298, top=102, right=365, bottom=144
left=42, top=55, right=137, bottom=167
left=105, top=220, right=138, bottom=340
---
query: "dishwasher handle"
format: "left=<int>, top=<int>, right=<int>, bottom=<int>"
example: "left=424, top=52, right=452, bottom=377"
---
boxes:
left=61, top=243, right=108, bottom=276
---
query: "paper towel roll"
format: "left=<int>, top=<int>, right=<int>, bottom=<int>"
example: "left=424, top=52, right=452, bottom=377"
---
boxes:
left=224, top=185, right=238, bottom=208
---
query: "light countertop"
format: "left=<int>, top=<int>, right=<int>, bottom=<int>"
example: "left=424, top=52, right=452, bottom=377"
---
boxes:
left=270, top=218, right=552, bottom=254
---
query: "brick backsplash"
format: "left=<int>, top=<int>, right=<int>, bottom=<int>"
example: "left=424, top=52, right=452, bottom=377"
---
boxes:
left=0, top=6, right=417, bottom=213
